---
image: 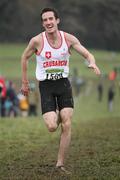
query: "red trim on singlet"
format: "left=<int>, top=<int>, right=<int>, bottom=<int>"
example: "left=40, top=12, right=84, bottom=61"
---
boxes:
left=35, top=33, right=44, bottom=55
left=64, top=32, right=71, bottom=55
left=45, top=31, right=62, bottom=49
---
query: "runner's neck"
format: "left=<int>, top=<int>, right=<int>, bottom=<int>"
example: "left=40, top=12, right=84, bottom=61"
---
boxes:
left=45, top=30, right=61, bottom=47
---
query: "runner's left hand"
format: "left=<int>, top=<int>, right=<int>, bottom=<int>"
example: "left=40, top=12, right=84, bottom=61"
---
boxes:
left=88, top=63, right=101, bottom=75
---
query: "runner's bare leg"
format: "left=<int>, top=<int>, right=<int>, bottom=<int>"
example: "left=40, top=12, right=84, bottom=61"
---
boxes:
left=56, top=108, right=73, bottom=167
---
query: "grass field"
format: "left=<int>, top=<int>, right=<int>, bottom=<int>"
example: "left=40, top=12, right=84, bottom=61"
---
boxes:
left=0, top=87, right=120, bottom=179
left=0, top=104, right=120, bottom=179
left=0, top=44, right=120, bottom=179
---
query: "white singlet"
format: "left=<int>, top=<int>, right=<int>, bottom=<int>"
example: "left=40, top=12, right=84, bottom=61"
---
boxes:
left=35, top=31, right=70, bottom=81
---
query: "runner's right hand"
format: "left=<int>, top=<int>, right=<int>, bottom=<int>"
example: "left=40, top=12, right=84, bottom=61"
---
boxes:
left=20, top=81, right=30, bottom=96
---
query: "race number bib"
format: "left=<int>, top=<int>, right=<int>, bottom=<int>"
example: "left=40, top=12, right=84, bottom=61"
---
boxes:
left=45, top=68, right=64, bottom=80
left=46, top=72, right=63, bottom=80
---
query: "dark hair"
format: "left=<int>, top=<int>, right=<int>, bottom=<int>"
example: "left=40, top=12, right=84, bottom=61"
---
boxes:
left=41, top=8, right=59, bottom=21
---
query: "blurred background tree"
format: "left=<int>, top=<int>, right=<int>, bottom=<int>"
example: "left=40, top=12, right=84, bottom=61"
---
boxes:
left=0, top=0, right=120, bottom=50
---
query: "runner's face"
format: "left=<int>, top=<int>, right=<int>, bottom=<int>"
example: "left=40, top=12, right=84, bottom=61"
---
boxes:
left=42, top=11, right=59, bottom=33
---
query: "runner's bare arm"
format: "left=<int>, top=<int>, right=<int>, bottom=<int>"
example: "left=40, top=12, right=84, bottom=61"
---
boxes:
left=21, top=38, right=36, bottom=83
left=65, top=33, right=101, bottom=75
left=21, top=38, right=37, bottom=96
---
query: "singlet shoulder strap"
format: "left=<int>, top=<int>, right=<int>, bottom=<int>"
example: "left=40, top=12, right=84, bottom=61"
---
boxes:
left=60, top=31, right=70, bottom=50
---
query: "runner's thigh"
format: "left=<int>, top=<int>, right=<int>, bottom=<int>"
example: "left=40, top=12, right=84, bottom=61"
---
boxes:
left=57, top=78, right=74, bottom=111
left=39, top=81, right=56, bottom=114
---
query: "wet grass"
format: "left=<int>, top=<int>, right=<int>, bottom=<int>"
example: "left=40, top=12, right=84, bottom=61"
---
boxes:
left=0, top=117, right=120, bottom=180
left=0, top=85, right=120, bottom=180
left=0, top=87, right=120, bottom=180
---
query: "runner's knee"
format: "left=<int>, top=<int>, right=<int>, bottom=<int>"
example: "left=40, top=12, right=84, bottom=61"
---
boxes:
left=43, top=112, right=58, bottom=132
left=62, top=119, right=71, bottom=132
left=47, top=123, right=58, bottom=132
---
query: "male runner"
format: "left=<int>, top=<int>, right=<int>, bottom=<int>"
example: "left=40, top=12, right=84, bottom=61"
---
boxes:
left=21, top=7, right=101, bottom=172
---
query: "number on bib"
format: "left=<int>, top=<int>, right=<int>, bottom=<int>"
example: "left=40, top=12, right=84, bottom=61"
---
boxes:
left=46, top=73, right=63, bottom=80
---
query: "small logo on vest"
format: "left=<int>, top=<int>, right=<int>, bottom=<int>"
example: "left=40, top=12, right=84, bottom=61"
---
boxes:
left=45, top=51, right=51, bottom=59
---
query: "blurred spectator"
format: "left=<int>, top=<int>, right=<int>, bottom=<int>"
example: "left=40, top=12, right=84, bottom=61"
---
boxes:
left=118, top=81, right=120, bottom=95
left=28, top=82, right=38, bottom=116
left=108, top=85, right=115, bottom=112
left=0, top=76, right=6, bottom=117
left=108, top=67, right=117, bottom=81
left=5, top=81, right=19, bottom=117
left=4, top=96, right=13, bottom=117
left=72, top=68, right=85, bottom=96
left=0, top=82, right=3, bottom=116
left=97, top=82, right=103, bottom=102
left=17, top=93, right=29, bottom=117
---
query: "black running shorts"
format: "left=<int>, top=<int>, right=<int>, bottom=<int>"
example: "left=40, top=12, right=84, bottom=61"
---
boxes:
left=39, top=78, right=74, bottom=114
